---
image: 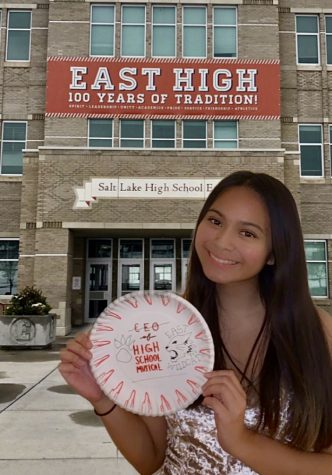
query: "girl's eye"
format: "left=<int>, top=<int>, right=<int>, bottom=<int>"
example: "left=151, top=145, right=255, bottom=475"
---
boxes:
left=207, top=216, right=222, bottom=226
left=241, top=230, right=256, bottom=238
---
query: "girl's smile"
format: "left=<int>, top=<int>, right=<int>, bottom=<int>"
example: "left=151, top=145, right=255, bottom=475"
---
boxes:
left=208, top=253, right=239, bottom=266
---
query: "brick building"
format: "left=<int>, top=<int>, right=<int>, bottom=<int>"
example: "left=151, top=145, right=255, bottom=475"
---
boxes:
left=0, top=0, right=331, bottom=335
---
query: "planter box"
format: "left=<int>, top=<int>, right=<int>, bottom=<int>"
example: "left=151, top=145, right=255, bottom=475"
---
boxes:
left=0, top=314, right=56, bottom=348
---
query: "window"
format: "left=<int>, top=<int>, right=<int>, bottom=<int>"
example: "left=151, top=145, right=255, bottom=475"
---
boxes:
left=213, top=7, right=237, bottom=58
left=214, top=121, right=238, bottom=148
left=299, top=125, right=323, bottom=177
left=0, top=239, right=19, bottom=295
left=153, top=265, right=172, bottom=289
left=120, top=120, right=144, bottom=147
left=183, top=121, right=206, bottom=148
left=88, top=119, right=113, bottom=147
left=183, top=6, right=206, bottom=57
left=152, top=120, right=175, bottom=148
left=120, top=265, right=140, bottom=293
left=88, top=239, right=112, bottom=258
left=6, top=10, right=31, bottom=61
left=327, top=16, right=332, bottom=65
left=304, top=241, right=328, bottom=298
left=182, top=239, right=192, bottom=260
left=296, top=15, right=319, bottom=64
left=119, top=240, right=143, bottom=259
left=1, top=122, right=27, bottom=175
left=90, top=5, right=115, bottom=56
left=151, top=239, right=175, bottom=259
left=121, top=5, right=145, bottom=57
left=152, top=6, right=176, bottom=57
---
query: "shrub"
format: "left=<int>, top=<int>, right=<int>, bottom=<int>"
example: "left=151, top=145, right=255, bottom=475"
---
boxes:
left=4, top=286, right=52, bottom=316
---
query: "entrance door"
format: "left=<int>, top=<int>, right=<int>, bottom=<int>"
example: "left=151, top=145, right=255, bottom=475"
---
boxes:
left=85, top=239, right=113, bottom=323
left=85, top=261, right=112, bottom=322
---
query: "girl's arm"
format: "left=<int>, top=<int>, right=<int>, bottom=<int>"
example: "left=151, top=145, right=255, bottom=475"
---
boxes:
left=93, top=396, right=167, bottom=475
left=202, top=370, right=332, bottom=475
left=59, top=333, right=167, bottom=475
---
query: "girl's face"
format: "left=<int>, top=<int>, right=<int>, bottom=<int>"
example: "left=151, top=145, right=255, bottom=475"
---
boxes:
left=195, top=186, right=273, bottom=287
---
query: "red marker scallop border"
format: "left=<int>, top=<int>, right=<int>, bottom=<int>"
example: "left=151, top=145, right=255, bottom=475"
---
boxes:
left=89, top=291, right=215, bottom=416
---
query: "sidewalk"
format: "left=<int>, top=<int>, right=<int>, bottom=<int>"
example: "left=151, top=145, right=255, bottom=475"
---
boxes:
left=0, top=329, right=139, bottom=475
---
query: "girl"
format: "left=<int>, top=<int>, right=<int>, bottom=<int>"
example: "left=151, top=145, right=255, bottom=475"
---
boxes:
left=59, top=171, right=332, bottom=474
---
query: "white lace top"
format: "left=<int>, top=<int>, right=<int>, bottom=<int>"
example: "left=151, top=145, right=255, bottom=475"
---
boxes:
left=154, top=402, right=290, bottom=475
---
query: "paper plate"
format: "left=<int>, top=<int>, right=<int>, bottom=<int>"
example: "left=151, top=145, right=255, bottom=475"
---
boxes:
left=89, top=291, right=214, bottom=416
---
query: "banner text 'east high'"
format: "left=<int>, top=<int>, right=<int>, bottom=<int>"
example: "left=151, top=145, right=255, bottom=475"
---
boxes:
left=46, top=57, right=280, bottom=120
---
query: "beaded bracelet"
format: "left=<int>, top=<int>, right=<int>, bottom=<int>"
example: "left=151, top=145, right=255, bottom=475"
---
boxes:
left=94, top=403, right=117, bottom=417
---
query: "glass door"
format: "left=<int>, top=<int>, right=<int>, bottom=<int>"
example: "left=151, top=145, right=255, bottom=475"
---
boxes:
left=85, top=239, right=112, bottom=323
left=86, top=261, right=112, bottom=322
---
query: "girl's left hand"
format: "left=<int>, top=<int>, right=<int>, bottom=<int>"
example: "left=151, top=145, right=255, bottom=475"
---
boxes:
left=201, top=369, right=253, bottom=457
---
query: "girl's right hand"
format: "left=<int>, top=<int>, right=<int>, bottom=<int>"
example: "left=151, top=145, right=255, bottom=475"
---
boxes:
left=58, top=332, right=104, bottom=403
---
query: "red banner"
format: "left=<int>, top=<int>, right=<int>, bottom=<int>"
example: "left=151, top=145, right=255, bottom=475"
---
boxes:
left=46, top=57, right=280, bottom=120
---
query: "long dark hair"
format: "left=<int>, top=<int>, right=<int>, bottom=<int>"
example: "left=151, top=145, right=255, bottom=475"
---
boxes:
left=185, top=171, right=332, bottom=451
